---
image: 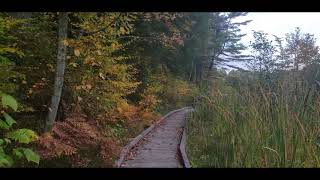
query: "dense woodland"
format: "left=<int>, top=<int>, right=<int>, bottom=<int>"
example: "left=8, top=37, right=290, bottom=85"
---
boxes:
left=1, top=12, right=320, bottom=167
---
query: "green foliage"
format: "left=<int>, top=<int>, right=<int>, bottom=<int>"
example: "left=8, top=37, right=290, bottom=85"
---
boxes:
left=0, top=15, right=26, bottom=95
left=0, top=119, right=10, bottom=130
left=285, top=27, right=320, bottom=70
left=0, top=148, right=13, bottom=167
left=14, top=148, right=40, bottom=164
left=159, top=76, right=197, bottom=112
left=1, top=93, right=18, bottom=111
left=65, top=13, right=141, bottom=119
left=248, top=31, right=279, bottom=76
left=7, top=129, right=38, bottom=144
left=187, top=66, right=320, bottom=167
left=207, top=12, right=251, bottom=69
left=0, top=92, right=39, bottom=167
left=0, top=12, right=251, bottom=167
left=3, top=112, right=16, bottom=127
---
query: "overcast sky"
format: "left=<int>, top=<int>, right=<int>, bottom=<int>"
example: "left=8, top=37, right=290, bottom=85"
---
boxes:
left=225, top=12, right=320, bottom=70
left=236, top=12, right=320, bottom=47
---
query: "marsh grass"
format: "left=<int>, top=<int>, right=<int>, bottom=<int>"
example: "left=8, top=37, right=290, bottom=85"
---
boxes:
left=187, top=78, right=320, bottom=167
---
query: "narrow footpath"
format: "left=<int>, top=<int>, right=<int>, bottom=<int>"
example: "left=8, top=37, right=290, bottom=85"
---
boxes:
left=119, top=108, right=193, bottom=168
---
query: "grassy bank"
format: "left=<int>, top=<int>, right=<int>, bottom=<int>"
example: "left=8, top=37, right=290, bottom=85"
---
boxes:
left=187, top=77, right=320, bottom=167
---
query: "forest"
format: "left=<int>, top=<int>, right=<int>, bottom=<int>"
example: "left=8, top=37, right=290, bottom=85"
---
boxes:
left=1, top=12, right=320, bottom=168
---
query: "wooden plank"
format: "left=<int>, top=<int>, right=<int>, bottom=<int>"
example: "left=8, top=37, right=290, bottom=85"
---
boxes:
left=180, top=128, right=191, bottom=168
left=179, top=109, right=194, bottom=168
left=123, top=162, right=181, bottom=168
left=115, top=107, right=193, bottom=167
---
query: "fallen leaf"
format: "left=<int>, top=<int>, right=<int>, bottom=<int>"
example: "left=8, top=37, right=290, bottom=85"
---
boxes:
left=86, top=84, right=92, bottom=90
left=69, top=62, right=78, bottom=67
left=84, top=56, right=94, bottom=65
left=46, top=64, right=53, bottom=69
left=74, top=49, right=80, bottom=57
left=63, top=40, right=69, bottom=46
left=99, top=73, right=105, bottom=80
left=119, top=27, right=126, bottom=34
left=91, top=62, right=99, bottom=67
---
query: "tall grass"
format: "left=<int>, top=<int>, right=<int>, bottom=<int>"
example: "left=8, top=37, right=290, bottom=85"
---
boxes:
left=187, top=77, right=320, bottom=167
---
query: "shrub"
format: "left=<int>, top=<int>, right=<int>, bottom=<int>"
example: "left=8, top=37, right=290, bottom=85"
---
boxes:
left=0, top=92, right=40, bottom=167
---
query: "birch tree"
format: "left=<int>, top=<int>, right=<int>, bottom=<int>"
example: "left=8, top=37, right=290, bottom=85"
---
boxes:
left=45, top=12, right=68, bottom=132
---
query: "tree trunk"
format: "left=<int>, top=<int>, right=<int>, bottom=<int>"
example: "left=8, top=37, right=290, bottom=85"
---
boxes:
left=45, top=12, right=68, bottom=132
left=195, top=57, right=203, bottom=83
left=189, top=59, right=194, bottom=82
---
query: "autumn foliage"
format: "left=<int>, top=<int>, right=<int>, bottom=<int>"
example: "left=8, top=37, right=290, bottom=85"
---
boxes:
left=0, top=12, right=205, bottom=167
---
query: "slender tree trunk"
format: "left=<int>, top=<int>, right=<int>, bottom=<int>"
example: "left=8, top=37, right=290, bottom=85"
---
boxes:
left=45, top=12, right=68, bottom=132
left=193, top=63, right=196, bottom=83
left=201, top=13, right=209, bottom=82
left=189, top=59, right=194, bottom=82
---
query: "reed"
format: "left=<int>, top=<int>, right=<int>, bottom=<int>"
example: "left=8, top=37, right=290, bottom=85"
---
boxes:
left=187, top=78, right=320, bottom=167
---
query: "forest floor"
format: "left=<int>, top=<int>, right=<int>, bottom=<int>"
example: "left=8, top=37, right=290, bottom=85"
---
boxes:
left=119, top=108, right=192, bottom=168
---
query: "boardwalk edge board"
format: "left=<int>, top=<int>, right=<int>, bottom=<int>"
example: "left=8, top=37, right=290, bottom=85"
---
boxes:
left=179, top=108, right=194, bottom=168
left=115, top=106, right=193, bottom=168
left=180, top=124, right=191, bottom=168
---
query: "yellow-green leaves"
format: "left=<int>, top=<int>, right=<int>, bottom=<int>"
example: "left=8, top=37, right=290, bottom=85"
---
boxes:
left=22, top=148, right=40, bottom=164
left=3, top=112, right=16, bottom=127
left=7, top=129, right=38, bottom=144
left=1, top=93, right=18, bottom=111
left=0, top=148, right=13, bottom=167
left=0, top=120, right=10, bottom=129
left=0, top=93, right=40, bottom=167
left=13, top=148, right=40, bottom=164
left=0, top=47, right=24, bottom=58
left=12, top=148, right=24, bottom=159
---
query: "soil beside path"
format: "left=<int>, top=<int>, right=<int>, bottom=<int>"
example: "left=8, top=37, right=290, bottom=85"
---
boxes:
left=120, top=108, right=193, bottom=168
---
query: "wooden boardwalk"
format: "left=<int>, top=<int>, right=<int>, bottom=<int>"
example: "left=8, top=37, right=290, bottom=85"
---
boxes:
left=119, top=107, right=193, bottom=168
